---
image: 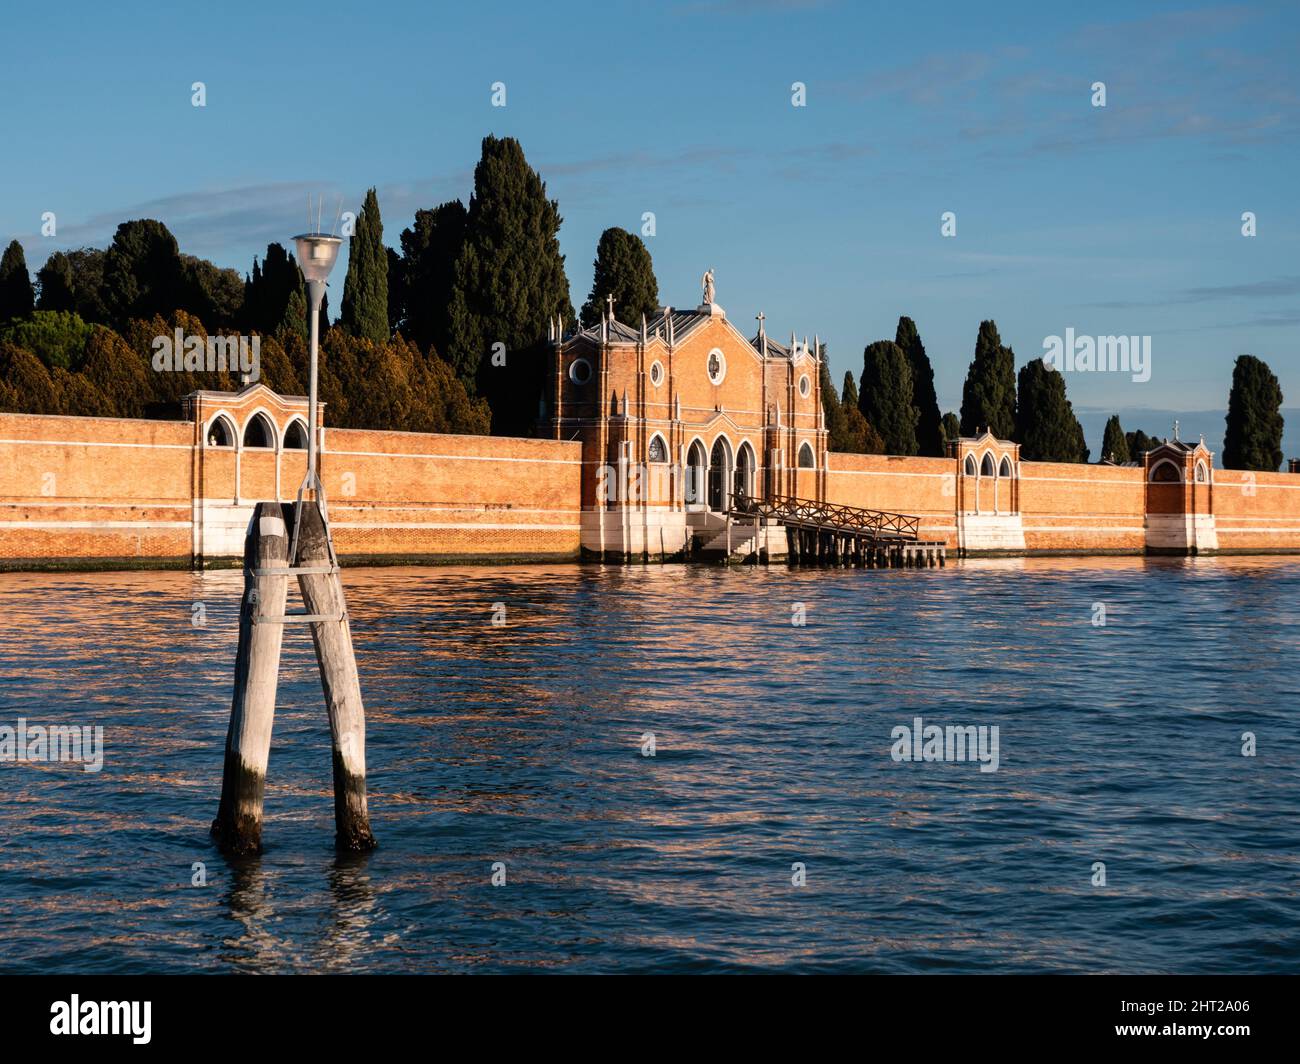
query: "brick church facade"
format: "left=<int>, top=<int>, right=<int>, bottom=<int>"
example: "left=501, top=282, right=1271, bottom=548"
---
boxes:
left=545, top=285, right=827, bottom=559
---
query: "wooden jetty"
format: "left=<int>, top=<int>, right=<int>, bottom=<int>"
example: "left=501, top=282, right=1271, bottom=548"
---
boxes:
left=729, top=493, right=946, bottom=568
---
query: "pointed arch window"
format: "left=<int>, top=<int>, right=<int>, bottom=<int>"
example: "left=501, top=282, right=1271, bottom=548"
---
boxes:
left=243, top=413, right=275, bottom=450
left=206, top=415, right=235, bottom=448
left=798, top=442, right=816, bottom=469
left=283, top=419, right=308, bottom=450
left=647, top=434, right=668, bottom=463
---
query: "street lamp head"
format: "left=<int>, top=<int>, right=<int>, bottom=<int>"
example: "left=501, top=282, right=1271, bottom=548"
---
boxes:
left=293, top=233, right=343, bottom=284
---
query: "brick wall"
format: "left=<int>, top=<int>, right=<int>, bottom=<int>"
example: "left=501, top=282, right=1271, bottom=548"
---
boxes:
left=2, top=405, right=1297, bottom=569
left=0, top=409, right=582, bottom=569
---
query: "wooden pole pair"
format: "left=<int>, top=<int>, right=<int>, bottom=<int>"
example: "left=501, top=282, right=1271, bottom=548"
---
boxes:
left=211, top=500, right=375, bottom=855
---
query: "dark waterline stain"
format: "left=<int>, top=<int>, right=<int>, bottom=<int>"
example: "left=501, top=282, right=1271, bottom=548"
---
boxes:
left=0, top=556, right=1297, bottom=973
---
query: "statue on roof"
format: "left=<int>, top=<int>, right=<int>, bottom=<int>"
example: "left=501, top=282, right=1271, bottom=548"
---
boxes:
left=701, top=268, right=715, bottom=306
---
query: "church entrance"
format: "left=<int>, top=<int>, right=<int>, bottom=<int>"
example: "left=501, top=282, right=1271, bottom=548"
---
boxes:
left=707, top=437, right=732, bottom=512
left=734, top=442, right=754, bottom=504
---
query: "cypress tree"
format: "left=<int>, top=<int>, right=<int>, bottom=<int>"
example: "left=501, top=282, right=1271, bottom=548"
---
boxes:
left=1015, top=359, right=1089, bottom=462
left=399, top=199, right=468, bottom=357
left=0, top=240, right=35, bottom=322
left=1101, top=415, right=1130, bottom=463
left=36, top=252, right=77, bottom=313
left=818, top=356, right=846, bottom=449
left=1223, top=354, right=1284, bottom=471
left=579, top=228, right=659, bottom=327
left=340, top=187, right=390, bottom=344
left=895, top=316, right=943, bottom=456
left=841, top=400, right=886, bottom=454
left=941, top=411, right=961, bottom=444
left=960, top=320, right=1016, bottom=439
left=1125, top=429, right=1157, bottom=459
left=446, top=136, right=574, bottom=413
left=842, top=370, right=859, bottom=410
left=859, top=340, right=918, bottom=455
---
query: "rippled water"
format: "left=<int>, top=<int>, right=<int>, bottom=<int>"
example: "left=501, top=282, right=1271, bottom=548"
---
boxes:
left=1, top=557, right=1298, bottom=973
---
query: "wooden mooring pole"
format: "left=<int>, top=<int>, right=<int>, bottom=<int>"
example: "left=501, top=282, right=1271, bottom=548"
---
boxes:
left=212, top=499, right=376, bottom=855
left=291, top=501, right=376, bottom=852
left=212, top=502, right=290, bottom=856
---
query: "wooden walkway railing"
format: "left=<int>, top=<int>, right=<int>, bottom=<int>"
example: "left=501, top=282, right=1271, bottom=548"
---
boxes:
left=727, top=493, right=945, bottom=567
left=730, top=493, right=921, bottom=540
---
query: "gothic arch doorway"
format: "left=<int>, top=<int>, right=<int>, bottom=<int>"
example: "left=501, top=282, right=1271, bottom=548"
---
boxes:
left=734, top=441, right=755, bottom=503
left=685, top=440, right=706, bottom=508
left=708, top=436, right=732, bottom=512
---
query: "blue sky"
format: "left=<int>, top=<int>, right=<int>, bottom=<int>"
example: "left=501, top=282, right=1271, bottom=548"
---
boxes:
left=2, top=0, right=1297, bottom=456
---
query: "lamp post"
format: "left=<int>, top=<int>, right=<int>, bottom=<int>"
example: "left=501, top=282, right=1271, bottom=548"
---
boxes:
left=290, top=232, right=341, bottom=553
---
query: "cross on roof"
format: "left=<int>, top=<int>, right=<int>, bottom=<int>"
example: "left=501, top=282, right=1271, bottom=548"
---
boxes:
left=606, top=293, right=616, bottom=320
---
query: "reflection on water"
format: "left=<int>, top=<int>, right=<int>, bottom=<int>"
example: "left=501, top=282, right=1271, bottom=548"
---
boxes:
left=1, top=556, right=1299, bottom=973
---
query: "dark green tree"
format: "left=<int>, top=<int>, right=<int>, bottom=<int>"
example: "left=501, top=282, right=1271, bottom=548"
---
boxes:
left=35, top=252, right=76, bottom=313
left=818, top=356, right=846, bottom=447
left=182, top=254, right=243, bottom=329
left=842, top=370, right=859, bottom=410
left=579, top=228, right=659, bottom=328
left=0, top=240, right=34, bottom=322
left=241, top=243, right=307, bottom=336
left=1101, top=414, right=1130, bottom=463
left=1223, top=354, right=1284, bottom=471
left=840, top=373, right=885, bottom=454
left=447, top=135, right=574, bottom=430
left=941, top=411, right=961, bottom=444
left=100, top=220, right=187, bottom=330
left=37, top=249, right=109, bottom=323
left=895, top=316, right=943, bottom=456
left=1125, top=429, right=1158, bottom=459
left=960, top=320, right=1016, bottom=439
left=859, top=340, right=918, bottom=455
left=1015, top=359, right=1089, bottom=462
left=340, top=187, right=390, bottom=344
left=399, top=199, right=467, bottom=357
left=386, top=246, right=404, bottom=335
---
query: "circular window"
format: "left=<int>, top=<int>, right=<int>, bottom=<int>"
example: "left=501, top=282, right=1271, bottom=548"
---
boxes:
left=798, top=374, right=811, bottom=398
left=569, top=358, right=592, bottom=386
left=706, top=348, right=726, bottom=385
left=649, top=360, right=664, bottom=387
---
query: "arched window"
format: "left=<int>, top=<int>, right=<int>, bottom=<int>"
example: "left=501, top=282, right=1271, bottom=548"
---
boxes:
left=206, top=415, right=235, bottom=448
left=685, top=440, right=706, bottom=505
left=283, top=419, right=308, bottom=450
left=797, top=442, right=815, bottom=469
left=1150, top=460, right=1181, bottom=483
left=647, top=434, right=667, bottom=463
left=243, top=412, right=275, bottom=449
left=1195, top=461, right=1208, bottom=483
left=964, top=454, right=977, bottom=477
left=980, top=452, right=996, bottom=477
left=734, top=441, right=756, bottom=501
left=708, top=437, right=733, bottom=510
left=999, top=456, right=1012, bottom=478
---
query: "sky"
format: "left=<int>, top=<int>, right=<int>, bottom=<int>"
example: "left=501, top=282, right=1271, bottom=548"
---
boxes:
left=2, top=0, right=1298, bottom=458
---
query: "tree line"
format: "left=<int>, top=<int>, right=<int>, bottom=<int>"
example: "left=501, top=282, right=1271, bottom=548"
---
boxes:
left=0, top=133, right=1287, bottom=468
left=819, top=316, right=1285, bottom=471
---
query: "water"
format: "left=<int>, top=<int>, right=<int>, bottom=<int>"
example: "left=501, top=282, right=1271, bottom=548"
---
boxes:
left=1, top=557, right=1298, bottom=974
